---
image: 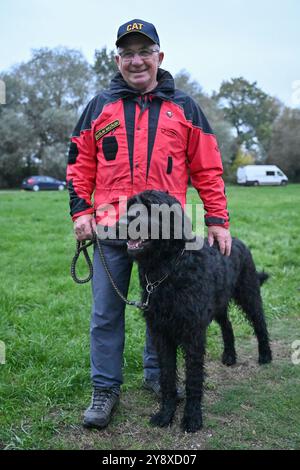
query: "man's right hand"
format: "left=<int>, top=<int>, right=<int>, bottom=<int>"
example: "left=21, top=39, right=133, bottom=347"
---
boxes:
left=73, top=214, right=96, bottom=241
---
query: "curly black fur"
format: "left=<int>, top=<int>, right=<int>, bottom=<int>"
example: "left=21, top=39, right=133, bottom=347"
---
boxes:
left=127, top=190, right=272, bottom=433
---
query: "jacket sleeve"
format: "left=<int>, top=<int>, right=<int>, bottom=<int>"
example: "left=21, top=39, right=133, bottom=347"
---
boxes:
left=186, top=99, right=230, bottom=229
left=66, top=98, right=97, bottom=221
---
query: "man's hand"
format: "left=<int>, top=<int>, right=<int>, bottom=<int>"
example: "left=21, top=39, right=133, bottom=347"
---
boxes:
left=207, top=225, right=232, bottom=256
left=74, top=214, right=96, bottom=241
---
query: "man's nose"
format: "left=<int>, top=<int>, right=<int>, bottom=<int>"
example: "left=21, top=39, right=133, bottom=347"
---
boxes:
left=131, top=53, right=144, bottom=65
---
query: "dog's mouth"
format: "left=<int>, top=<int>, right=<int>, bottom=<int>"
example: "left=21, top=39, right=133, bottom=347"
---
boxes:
left=127, top=238, right=151, bottom=251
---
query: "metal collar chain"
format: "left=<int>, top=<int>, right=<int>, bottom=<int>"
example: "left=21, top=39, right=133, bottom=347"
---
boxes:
left=143, top=247, right=185, bottom=309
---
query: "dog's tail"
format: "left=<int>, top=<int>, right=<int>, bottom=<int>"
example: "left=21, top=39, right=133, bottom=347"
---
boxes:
left=257, top=271, right=269, bottom=286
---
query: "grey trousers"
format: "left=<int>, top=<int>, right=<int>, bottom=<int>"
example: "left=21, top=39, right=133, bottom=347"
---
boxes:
left=90, top=242, right=160, bottom=389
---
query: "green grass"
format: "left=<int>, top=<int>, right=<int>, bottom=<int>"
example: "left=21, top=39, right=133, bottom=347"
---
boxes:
left=0, top=185, right=299, bottom=449
left=205, top=317, right=300, bottom=450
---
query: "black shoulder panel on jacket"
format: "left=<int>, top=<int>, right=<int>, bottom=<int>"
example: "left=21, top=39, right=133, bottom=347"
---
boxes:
left=72, top=91, right=113, bottom=137
left=68, top=142, right=79, bottom=164
left=173, top=90, right=214, bottom=135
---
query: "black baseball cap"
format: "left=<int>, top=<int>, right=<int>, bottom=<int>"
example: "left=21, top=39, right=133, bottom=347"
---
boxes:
left=116, top=19, right=160, bottom=47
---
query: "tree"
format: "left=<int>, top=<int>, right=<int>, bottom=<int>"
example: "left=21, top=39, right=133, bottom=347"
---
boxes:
left=175, top=70, right=204, bottom=101
left=0, top=47, right=93, bottom=186
left=17, top=47, right=93, bottom=110
left=0, top=108, right=35, bottom=187
left=175, top=70, right=235, bottom=170
left=231, top=147, right=255, bottom=177
left=268, top=108, right=300, bottom=181
left=93, top=47, right=118, bottom=91
left=216, top=77, right=281, bottom=161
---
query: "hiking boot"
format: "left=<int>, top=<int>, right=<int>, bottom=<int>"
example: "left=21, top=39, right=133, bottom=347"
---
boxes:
left=143, top=379, right=185, bottom=401
left=83, top=387, right=119, bottom=429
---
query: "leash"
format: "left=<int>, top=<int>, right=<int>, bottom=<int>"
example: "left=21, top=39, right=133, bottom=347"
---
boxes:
left=70, top=238, right=95, bottom=284
left=70, top=234, right=145, bottom=309
left=70, top=234, right=185, bottom=310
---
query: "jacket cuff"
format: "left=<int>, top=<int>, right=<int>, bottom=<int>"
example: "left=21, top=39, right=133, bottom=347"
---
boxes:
left=205, top=216, right=230, bottom=230
left=71, top=208, right=95, bottom=222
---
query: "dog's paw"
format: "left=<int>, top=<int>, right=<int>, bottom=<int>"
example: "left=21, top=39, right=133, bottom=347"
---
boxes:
left=258, top=349, right=272, bottom=365
left=222, top=351, right=237, bottom=366
left=181, top=414, right=203, bottom=433
left=150, top=411, right=174, bottom=428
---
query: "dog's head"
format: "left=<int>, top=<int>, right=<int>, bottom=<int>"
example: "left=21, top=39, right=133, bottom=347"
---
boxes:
left=126, top=190, right=193, bottom=260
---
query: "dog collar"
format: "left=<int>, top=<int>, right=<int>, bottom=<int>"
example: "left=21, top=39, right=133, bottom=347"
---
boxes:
left=143, top=247, right=185, bottom=309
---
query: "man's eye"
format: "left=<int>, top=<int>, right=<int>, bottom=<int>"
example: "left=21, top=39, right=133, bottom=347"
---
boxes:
left=139, top=50, right=151, bottom=57
left=122, top=52, right=133, bottom=59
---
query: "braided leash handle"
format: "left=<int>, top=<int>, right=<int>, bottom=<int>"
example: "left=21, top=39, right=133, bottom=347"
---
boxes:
left=70, top=236, right=145, bottom=309
left=70, top=239, right=94, bottom=284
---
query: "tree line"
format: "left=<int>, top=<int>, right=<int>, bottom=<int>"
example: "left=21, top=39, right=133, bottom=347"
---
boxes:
left=0, top=46, right=299, bottom=188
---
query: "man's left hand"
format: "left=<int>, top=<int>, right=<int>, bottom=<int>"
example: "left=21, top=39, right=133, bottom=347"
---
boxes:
left=207, top=225, right=232, bottom=256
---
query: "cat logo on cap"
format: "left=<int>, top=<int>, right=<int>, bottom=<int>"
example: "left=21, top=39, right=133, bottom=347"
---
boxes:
left=127, top=22, right=144, bottom=31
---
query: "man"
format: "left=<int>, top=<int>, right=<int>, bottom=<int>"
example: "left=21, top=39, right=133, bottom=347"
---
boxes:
left=66, top=19, right=231, bottom=429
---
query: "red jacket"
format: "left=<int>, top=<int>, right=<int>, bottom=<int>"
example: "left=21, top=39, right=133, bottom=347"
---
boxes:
left=66, top=69, right=229, bottom=229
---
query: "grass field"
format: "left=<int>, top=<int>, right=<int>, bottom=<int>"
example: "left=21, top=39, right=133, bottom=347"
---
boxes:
left=0, top=185, right=299, bottom=450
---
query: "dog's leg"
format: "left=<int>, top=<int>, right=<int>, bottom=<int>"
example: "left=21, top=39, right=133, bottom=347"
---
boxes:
left=215, top=313, right=237, bottom=366
left=150, top=335, right=178, bottom=428
left=243, top=299, right=272, bottom=364
left=234, top=277, right=272, bottom=364
left=181, top=329, right=206, bottom=433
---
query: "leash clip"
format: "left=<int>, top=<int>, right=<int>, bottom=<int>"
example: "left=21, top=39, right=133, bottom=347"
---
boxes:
left=146, top=283, right=154, bottom=294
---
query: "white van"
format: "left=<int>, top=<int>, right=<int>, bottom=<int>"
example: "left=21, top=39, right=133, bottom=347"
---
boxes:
left=237, top=165, right=288, bottom=186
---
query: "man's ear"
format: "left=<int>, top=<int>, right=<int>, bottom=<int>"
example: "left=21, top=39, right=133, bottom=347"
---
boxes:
left=115, top=55, right=121, bottom=70
left=158, top=51, right=164, bottom=67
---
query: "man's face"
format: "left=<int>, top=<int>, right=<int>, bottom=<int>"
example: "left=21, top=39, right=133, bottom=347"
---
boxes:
left=115, top=34, right=164, bottom=93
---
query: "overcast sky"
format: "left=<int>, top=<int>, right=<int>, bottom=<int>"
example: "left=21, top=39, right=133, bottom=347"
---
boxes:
left=1, top=0, right=299, bottom=107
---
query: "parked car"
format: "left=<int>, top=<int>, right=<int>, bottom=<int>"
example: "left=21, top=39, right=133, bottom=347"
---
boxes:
left=237, top=165, right=288, bottom=186
left=21, top=176, right=66, bottom=191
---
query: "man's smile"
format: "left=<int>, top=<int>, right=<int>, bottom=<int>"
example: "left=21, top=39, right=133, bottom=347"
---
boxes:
left=129, top=69, right=148, bottom=74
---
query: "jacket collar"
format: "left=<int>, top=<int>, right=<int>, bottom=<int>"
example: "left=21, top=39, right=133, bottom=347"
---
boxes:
left=109, top=68, right=175, bottom=101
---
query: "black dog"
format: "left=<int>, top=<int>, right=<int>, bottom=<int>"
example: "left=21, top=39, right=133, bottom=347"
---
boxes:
left=126, top=190, right=272, bottom=433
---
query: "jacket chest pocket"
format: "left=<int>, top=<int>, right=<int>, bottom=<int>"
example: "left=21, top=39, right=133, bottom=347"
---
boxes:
left=102, top=136, right=118, bottom=161
left=160, top=128, right=178, bottom=140
left=159, top=127, right=187, bottom=152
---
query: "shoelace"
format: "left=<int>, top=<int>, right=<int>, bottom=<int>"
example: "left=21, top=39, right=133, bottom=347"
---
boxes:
left=92, top=389, right=117, bottom=411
